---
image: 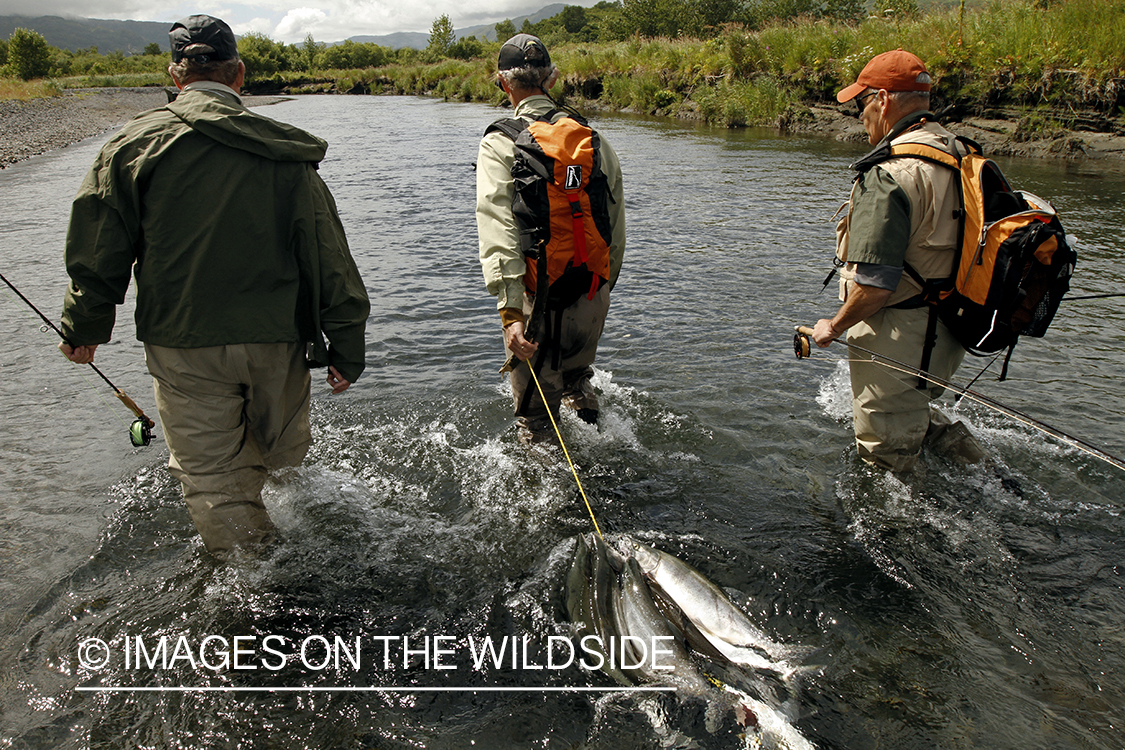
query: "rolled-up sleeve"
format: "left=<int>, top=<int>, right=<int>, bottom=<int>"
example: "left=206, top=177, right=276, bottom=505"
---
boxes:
left=846, top=166, right=911, bottom=269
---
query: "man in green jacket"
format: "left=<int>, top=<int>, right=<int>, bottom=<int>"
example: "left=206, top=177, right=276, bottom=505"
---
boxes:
left=59, top=15, right=370, bottom=556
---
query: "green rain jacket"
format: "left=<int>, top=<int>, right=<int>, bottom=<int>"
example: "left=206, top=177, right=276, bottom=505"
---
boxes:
left=61, top=87, right=370, bottom=383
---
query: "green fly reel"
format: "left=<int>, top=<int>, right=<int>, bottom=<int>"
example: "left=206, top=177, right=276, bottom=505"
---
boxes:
left=130, top=418, right=153, bottom=447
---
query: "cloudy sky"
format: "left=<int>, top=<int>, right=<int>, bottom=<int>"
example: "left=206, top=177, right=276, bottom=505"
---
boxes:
left=0, top=0, right=588, bottom=43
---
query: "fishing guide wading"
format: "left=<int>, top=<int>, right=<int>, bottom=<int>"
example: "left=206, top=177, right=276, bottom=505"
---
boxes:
left=795, top=49, right=1124, bottom=476
left=804, top=49, right=1086, bottom=473
left=56, top=15, right=371, bottom=558
left=475, top=39, right=815, bottom=746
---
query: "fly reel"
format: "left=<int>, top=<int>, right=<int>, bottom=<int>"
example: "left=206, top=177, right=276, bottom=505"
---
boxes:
left=130, top=418, right=153, bottom=447
left=793, top=326, right=814, bottom=359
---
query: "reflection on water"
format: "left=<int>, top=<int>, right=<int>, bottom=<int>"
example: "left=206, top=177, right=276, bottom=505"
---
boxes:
left=0, top=96, right=1123, bottom=749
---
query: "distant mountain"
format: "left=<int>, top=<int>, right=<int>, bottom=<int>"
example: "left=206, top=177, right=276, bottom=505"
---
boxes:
left=457, top=4, right=567, bottom=42
left=1, top=4, right=569, bottom=55
left=0, top=15, right=170, bottom=53
left=347, top=4, right=567, bottom=49
left=345, top=31, right=429, bottom=50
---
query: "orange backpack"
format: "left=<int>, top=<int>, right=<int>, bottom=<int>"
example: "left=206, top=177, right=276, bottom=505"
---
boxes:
left=486, top=110, right=613, bottom=309
left=881, top=137, right=1076, bottom=378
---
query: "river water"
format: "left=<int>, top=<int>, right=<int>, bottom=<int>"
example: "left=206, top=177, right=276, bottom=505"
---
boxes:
left=0, top=95, right=1121, bottom=749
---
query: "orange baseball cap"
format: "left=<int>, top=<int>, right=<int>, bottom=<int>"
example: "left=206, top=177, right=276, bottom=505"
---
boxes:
left=837, top=50, right=932, bottom=103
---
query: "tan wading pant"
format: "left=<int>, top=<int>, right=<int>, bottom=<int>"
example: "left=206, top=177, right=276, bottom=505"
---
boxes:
left=144, top=343, right=312, bottom=554
left=509, top=285, right=610, bottom=440
left=847, top=306, right=970, bottom=472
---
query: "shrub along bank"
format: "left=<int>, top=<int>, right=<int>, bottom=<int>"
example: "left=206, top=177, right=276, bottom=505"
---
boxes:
left=245, top=0, right=1125, bottom=133
left=3, top=0, right=1122, bottom=135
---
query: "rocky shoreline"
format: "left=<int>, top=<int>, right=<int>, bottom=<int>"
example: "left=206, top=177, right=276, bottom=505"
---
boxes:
left=3, top=87, right=1125, bottom=170
left=0, top=88, right=285, bottom=169
left=794, top=104, right=1125, bottom=163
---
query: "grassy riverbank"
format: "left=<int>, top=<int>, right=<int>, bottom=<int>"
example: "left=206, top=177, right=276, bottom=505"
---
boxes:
left=237, top=0, right=1124, bottom=131
left=246, top=0, right=1116, bottom=127
left=3, top=0, right=1122, bottom=133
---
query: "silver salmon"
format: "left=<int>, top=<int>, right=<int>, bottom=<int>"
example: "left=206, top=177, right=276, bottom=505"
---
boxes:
left=624, top=537, right=797, bottom=672
left=564, top=532, right=817, bottom=750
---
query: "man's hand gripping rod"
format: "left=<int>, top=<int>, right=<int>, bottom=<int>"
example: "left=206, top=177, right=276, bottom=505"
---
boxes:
left=1, top=272, right=155, bottom=446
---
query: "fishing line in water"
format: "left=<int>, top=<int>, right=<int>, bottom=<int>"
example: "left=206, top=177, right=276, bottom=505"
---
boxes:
left=793, top=326, right=1125, bottom=474
left=525, top=362, right=604, bottom=540
left=0, top=271, right=155, bottom=447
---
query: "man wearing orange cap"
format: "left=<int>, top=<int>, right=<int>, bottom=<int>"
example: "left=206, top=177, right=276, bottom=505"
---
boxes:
left=811, top=50, right=984, bottom=471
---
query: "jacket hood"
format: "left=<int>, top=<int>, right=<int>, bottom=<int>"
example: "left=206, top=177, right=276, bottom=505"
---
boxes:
left=166, top=89, right=327, bottom=163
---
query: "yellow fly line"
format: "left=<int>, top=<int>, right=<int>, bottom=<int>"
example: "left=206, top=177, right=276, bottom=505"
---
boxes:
left=525, top=363, right=604, bottom=541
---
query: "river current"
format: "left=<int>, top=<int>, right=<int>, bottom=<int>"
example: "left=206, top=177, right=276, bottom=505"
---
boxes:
left=0, top=95, right=1122, bottom=749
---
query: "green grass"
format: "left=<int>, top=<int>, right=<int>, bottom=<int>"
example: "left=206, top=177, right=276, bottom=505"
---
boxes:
left=0, top=77, right=63, bottom=100
left=22, top=0, right=1122, bottom=130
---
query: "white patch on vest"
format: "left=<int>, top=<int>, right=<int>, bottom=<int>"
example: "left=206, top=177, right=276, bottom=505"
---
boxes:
left=565, top=164, right=583, bottom=190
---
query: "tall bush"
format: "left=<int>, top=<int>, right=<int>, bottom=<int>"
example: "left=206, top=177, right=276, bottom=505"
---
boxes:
left=8, top=28, right=52, bottom=80
left=239, top=32, right=297, bottom=79
left=320, top=40, right=392, bottom=69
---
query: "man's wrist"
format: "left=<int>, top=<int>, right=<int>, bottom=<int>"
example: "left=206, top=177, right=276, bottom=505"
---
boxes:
left=500, top=307, right=524, bottom=328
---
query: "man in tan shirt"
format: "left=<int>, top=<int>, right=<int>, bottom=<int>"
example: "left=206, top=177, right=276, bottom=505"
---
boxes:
left=812, top=50, right=984, bottom=471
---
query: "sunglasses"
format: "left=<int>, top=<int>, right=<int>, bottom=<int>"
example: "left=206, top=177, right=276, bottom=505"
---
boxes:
left=855, top=91, right=877, bottom=115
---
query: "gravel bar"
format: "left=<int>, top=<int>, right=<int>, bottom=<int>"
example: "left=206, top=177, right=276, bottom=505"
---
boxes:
left=0, top=87, right=286, bottom=169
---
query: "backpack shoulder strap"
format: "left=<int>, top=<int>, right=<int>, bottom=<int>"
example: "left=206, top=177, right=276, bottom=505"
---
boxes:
left=484, top=118, right=527, bottom=140
left=891, top=140, right=966, bottom=301
left=888, top=142, right=961, bottom=171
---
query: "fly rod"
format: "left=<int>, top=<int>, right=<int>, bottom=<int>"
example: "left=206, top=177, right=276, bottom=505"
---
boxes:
left=1064, top=292, right=1125, bottom=301
left=1, top=272, right=154, bottom=446
left=793, top=325, right=1125, bottom=473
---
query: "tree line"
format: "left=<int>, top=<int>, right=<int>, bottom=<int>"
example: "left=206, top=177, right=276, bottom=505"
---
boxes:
left=1, top=0, right=929, bottom=82
left=428, top=0, right=922, bottom=53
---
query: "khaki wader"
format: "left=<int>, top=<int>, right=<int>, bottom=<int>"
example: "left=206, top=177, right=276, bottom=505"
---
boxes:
left=145, top=342, right=312, bottom=554
left=509, top=285, right=610, bottom=440
left=847, top=306, right=967, bottom=472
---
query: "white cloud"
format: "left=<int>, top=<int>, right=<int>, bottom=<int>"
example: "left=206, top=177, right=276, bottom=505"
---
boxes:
left=2, top=0, right=603, bottom=43
left=274, top=7, right=329, bottom=40
left=232, top=16, right=277, bottom=36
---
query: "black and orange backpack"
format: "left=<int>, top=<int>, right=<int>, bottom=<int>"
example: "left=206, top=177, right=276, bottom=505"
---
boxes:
left=485, top=109, right=614, bottom=310
left=878, top=136, right=1076, bottom=379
